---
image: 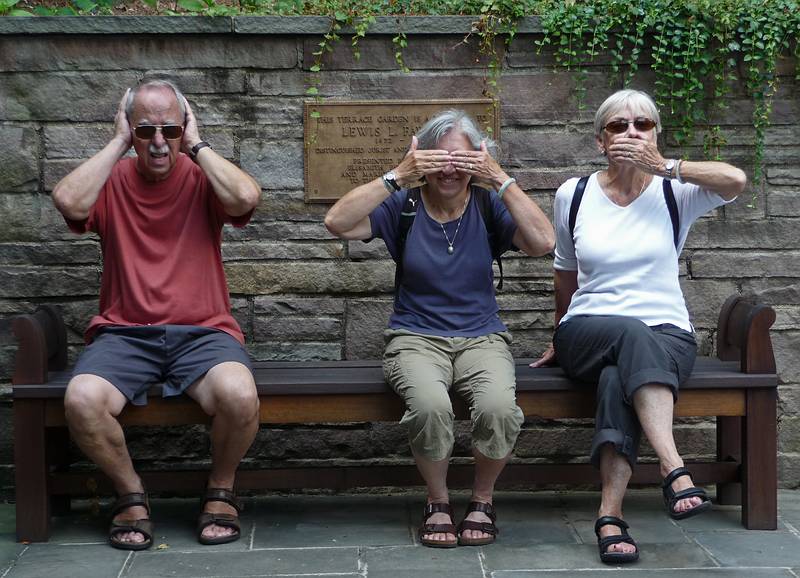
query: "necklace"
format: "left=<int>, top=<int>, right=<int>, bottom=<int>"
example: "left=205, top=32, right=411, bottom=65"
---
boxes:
left=439, top=193, right=470, bottom=255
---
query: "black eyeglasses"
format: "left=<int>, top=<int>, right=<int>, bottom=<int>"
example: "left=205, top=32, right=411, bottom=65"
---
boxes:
left=603, top=118, right=657, bottom=134
left=133, top=124, right=184, bottom=140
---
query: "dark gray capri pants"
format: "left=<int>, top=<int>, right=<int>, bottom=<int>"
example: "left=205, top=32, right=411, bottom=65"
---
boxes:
left=553, top=315, right=697, bottom=469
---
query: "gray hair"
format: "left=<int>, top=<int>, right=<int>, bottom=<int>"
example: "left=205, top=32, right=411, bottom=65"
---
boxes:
left=415, top=109, right=499, bottom=158
left=594, top=89, right=661, bottom=137
left=125, top=79, right=186, bottom=121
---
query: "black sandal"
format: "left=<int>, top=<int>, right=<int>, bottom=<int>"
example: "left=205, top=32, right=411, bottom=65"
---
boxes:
left=662, top=466, right=712, bottom=520
left=197, top=488, right=243, bottom=545
left=109, top=492, right=154, bottom=551
left=594, top=516, right=639, bottom=564
left=418, top=502, right=458, bottom=548
left=457, top=501, right=499, bottom=546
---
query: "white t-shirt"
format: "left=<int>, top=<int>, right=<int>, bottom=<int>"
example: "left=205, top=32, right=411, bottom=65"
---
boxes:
left=553, top=172, right=733, bottom=332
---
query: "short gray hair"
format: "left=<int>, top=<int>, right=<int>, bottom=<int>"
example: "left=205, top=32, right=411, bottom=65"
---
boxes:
left=415, top=109, right=498, bottom=158
left=125, top=79, right=186, bottom=121
left=594, top=89, right=661, bottom=137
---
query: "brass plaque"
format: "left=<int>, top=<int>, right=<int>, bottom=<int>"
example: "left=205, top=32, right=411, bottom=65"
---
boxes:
left=304, top=100, right=499, bottom=203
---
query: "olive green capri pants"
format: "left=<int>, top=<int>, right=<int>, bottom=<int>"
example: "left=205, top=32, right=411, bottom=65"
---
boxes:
left=383, top=329, right=525, bottom=461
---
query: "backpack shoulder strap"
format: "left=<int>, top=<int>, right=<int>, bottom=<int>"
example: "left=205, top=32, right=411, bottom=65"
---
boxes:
left=472, top=184, right=505, bottom=290
left=662, top=179, right=680, bottom=250
left=568, top=176, right=590, bottom=243
left=394, top=188, right=420, bottom=291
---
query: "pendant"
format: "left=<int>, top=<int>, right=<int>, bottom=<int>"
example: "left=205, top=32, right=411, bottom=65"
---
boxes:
left=447, top=245, right=454, bottom=255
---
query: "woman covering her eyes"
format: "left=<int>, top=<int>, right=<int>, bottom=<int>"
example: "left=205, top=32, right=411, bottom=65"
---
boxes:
left=531, top=89, right=747, bottom=564
left=325, top=110, right=554, bottom=548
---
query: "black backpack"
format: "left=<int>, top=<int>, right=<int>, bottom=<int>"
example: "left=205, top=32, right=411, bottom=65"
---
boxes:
left=569, top=175, right=680, bottom=250
left=394, top=184, right=506, bottom=292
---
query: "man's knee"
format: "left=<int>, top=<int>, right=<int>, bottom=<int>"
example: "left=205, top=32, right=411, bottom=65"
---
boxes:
left=206, top=363, right=259, bottom=418
left=64, top=374, right=125, bottom=425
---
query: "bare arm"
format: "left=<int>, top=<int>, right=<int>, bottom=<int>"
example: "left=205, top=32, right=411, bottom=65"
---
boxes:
left=450, top=142, right=555, bottom=256
left=608, top=138, right=747, bottom=200
left=324, top=136, right=451, bottom=240
left=182, top=99, right=260, bottom=217
left=530, top=268, right=578, bottom=367
left=52, top=90, right=132, bottom=221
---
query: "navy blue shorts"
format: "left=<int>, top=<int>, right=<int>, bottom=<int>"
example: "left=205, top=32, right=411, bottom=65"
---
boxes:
left=72, top=325, right=253, bottom=406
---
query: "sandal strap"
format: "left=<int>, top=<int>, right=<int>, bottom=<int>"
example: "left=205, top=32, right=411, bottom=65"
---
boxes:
left=598, top=534, right=637, bottom=551
left=420, top=522, right=457, bottom=535
left=671, top=486, right=709, bottom=502
left=110, top=518, right=154, bottom=541
left=464, top=501, right=496, bottom=522
left=197, top=512, right=241, bottom=533
left=458, top=519, right=499, bottom=536
left=423, top=502, right=454, bottom=521
left=662, top=466, right=693, bottom=489
left=202, top=488, right=242, bottom=513
left=594, top=515, right=629, bottom=537
left=111, top=492, right=150, bottom=518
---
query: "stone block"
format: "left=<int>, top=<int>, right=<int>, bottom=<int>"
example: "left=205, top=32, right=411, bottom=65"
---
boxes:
left=0, top=241, right=100, bottom=265
left=43, top=159, right=81, bottom=192
left=514, top=423, right=594, bottom=457
left=148, top=69, right=247, bottom=95
left=0, top=125, right=38, bottom=193
left=768, top=189, right=800, bottom=217
left=0, top=36, right=296, bottom=72
left=779, top=453, right=800, bottom=489
left=679, top=279, right=739, bottom=330
left=502, top=127, right=603, bottom=168
left=225, top=261, right=394, bottom=295
left=246, top=341, right=342, bottom=361
left=722, top=194, right=767, bottom=221
left=344, top=298, right=393, bottom=359
left=498, top=256, right=555, bottom=279
left=690, top=250, right=800, bottom=279
left=350, top=72, right=487, bottom=100
left=774, top=331, right=800, bottom=383
left=254, top=296, right=345, bottom=316
left=222, top=241, right=343, bottom=261
left=0, top=71, right=141, bottom=122
left=254, top=316, right=342, bottom=342
left=0, top=194, right=51, bottom=242
left=239, top=139, right=304, bottom=190
left=190, top=95, right=303, bottom=127
left=778, top=384, right=800, bottom=417
left=685, top=220, right=799, bottom=250
left=779, top=416, right=800, bottom=454
left=773, top=307, right=800, bottom=331
left=768, top=167, right=800, bottom=185
left=246, top=71, right=351, bottom=97
left=257, top=191, right=331, bottom=221
left=496, top=293, right=553, bottom=312
left=0, top=266, right=100, bottom=298
left=224, top=220, right=331, bottom=242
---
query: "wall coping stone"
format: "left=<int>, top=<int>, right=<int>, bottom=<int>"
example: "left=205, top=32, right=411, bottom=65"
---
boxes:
left=0, top=15, right=544, bottom=35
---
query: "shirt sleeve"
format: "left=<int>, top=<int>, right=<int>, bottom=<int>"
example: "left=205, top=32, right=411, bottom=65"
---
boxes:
left=489, top=191, right=519, bottom=255
left=367, top=189, right=406, bottom=261
left=552, top=177, right=580, bottom=271
left=63, top=184, right=105, bottom=236
left=672, top=179, right=736, bottom=246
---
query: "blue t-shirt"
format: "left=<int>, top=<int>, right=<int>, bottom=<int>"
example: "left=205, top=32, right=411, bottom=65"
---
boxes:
left=368, top=188, right=518, bottom=337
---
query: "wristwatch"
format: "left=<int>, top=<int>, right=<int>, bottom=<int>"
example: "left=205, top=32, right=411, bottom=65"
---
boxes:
left=189, top=141, right=212, bottom=162
left=382, top=171, right=401, bottom=193
left=663, top=159, right=676, bottom=179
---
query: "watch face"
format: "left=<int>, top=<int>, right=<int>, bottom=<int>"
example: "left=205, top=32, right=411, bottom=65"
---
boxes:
left=665, top=160, right=675, bottom=170
left=385, top=172, right=396, bottom=181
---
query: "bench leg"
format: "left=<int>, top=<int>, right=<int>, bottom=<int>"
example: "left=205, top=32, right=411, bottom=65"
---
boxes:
left=716, top=416, right=742, bottom=505
left=742, top=388, right=777, bottom=530
left=47, top=427, right=72, bottom=516
left=14, top=399, right=52, bottom=542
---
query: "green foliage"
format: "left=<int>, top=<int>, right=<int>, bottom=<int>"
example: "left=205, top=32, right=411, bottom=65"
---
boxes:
left=0, top=0, right=32, bottom=15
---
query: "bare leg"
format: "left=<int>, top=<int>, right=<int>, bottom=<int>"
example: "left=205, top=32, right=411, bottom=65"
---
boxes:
left=460, top=448, right=509, bottom=541
left=64, top=374, right=147, bottom=546
left=597, top=444, right=636, bottom=554
left=632, top=384, right=702, bottom=514
left=413, top=450, right=455, bottom=545
left=186, top=361, right=259, bottom=541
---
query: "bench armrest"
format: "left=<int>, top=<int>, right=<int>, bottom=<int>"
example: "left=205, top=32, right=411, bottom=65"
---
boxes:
left=12, top=305, right=67, bottom=385
left=716, top=295, right=776, bottom=374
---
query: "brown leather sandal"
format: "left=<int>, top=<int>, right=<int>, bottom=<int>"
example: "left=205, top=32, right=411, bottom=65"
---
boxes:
left=197, top=488, right=243, bottom=545
left=418, top=502, right=458, bottom=548
left=109, top=492, right=154, bottom=551
left=458, top=501, right=499, bottom=546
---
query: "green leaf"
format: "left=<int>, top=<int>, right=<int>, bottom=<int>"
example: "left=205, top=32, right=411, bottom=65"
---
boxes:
left=310, top=111, right=321, bottom=118
left=9, top=8, right=31, bottom=15
left=305, top=87, right=319, bottom=95
left=177, top=0, right=205, bottom=11
left=73, top=0, right=97, bottom=12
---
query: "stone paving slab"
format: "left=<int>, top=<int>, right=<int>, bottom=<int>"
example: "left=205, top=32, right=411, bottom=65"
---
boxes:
left=2, top=490, right=800, bottom=577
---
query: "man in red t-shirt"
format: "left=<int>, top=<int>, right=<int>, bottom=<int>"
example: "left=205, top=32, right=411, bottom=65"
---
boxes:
left=52, top=80, right=261, bottom=550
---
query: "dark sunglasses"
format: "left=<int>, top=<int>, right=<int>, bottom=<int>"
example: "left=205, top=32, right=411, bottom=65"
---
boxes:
left=133, top=124, right=184, bottom=140
left=603, top=118, right=657, bottom=134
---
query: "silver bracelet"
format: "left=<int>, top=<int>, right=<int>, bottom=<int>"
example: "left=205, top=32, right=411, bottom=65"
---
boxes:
left=497, top=177, right=516, bottom=199
left=675, top=159, right=684, bottom=184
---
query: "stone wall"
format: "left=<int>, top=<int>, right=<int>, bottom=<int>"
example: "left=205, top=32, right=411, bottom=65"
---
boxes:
left=1, top=16, right=798, bottom=495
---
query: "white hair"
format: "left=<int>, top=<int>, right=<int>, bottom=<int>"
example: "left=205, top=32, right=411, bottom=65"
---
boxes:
left=125, top=79, right=186, bottom=121
left=415, top=109, right=499, bottom=158
left=594, top=89, right=661, bottom=137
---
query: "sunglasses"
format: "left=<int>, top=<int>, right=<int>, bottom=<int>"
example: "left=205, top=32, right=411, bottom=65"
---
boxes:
left=133, top=124, right=184, bottom=140
left=603, top=118, right=657, bottom=134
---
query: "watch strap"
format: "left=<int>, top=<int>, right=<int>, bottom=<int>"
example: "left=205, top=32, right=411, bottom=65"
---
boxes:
left=190, top=141, right=211, bottom=162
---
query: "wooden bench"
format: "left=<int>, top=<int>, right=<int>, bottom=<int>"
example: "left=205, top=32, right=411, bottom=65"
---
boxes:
left=11, top=294, right=778, bottom=542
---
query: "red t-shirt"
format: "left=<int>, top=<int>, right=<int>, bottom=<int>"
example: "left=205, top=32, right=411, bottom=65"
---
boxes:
left=66, top=155, right=251, bottom=344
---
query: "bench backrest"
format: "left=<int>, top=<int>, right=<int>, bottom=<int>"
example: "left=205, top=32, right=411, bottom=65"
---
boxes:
left=12, top=305, right=67, bottom=385
left=715, top=295, right=776, bottom=374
